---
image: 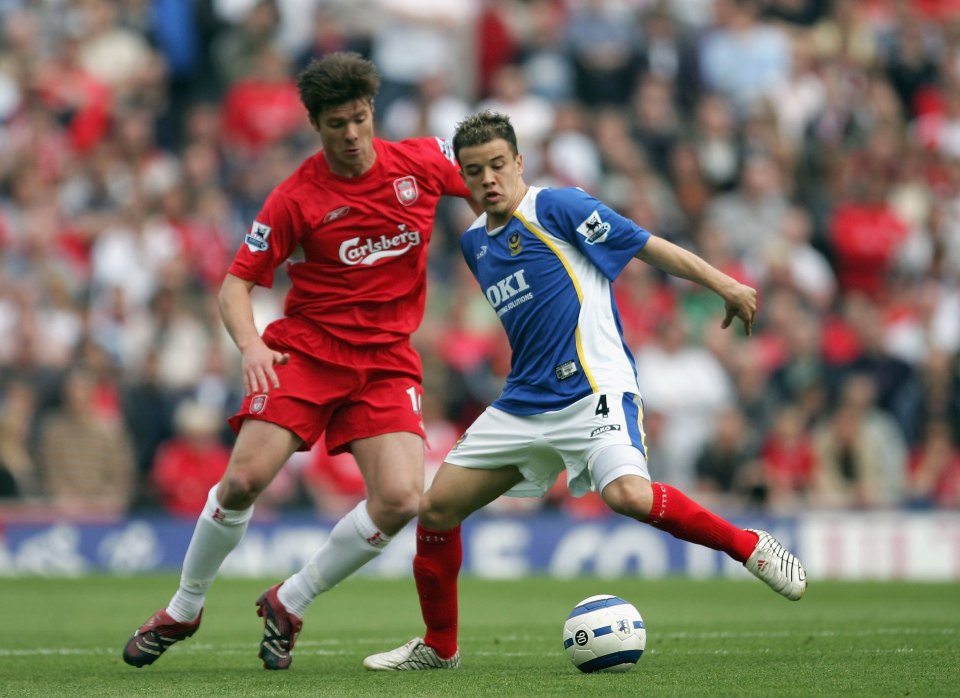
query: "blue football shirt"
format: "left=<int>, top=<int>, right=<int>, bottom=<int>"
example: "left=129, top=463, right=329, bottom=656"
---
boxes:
left=460, top=186, right=651, bottom=414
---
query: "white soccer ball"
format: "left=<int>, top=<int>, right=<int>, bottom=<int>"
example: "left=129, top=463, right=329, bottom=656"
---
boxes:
left=562, top=594, right=646, bottom=673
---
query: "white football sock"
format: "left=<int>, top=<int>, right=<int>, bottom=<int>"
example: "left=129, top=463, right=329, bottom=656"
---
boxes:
left=278, top=500, right=391, bottom=617
left=166, top=485, right=253, bottom=623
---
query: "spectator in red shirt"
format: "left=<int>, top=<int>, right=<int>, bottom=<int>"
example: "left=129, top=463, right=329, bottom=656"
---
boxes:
left=829, top=166, right=909, bottom=298
left=220, top=46, right=306, bottom=156
left=907, top=418, right=960, bottom=508
left=151, top=400, right=231, bottom=518
left=761, top=403, right=816, bottom=509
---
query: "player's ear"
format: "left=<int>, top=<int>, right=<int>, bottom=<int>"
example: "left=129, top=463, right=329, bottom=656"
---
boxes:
left=516, top=152, right=524, bottom=175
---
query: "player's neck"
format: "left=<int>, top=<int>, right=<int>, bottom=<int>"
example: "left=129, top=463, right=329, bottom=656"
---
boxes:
left=325, top=148, right=378, bottom=178
left=486, top=184, right=530, bottom=234
left=487, top=184, right=529, bottom=230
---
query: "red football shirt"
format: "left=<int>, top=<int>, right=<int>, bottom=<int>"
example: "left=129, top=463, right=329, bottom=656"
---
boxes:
left=228, top=137, right=470, bottom=344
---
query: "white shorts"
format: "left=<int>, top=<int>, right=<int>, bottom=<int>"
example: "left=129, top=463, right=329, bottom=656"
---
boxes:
left=445, top=392, right=650, bottom=498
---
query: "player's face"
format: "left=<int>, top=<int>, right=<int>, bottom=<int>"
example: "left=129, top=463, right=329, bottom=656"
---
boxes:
left=458, top=139, right=526, bottom=228
left=314, top=99, right=376, bottom=177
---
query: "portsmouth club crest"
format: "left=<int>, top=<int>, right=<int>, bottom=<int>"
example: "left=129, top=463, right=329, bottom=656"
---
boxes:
left=508, top=231, right=523, bottom=256
left=393, top=176, right=419, bottom=206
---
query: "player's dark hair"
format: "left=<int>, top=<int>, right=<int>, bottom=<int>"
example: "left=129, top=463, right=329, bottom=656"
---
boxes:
left=296, top=52, right=380, bottom=121
left=452, top=111, right=519, bottom=162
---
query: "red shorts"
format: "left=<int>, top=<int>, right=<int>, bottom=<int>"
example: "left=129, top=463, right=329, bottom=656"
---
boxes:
left=228, top=317, right=424, bottom=454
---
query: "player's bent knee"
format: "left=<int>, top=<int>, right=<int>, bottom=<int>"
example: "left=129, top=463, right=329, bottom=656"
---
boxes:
left=419, top=509, right=461, bottom=531
left=218, top=473, right=266, bottom=509
left=418, top=492, right=463, bottom=531
left=600, top=476, right=654, bottom=519
left=591, top=444, right=651, bottom=518
left=380, top=498, right=420, bottom=524
left=368, top=489, right=421, bottom=528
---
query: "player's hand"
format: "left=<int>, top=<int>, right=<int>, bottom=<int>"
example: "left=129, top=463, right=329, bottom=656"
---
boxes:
left=240, top=341, right=290, bottom=395
left=720, top=283, right=757, bottom=336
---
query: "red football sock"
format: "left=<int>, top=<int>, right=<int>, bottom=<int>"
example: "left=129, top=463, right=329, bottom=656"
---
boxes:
left=647, top=482, right=758, bottom=563
left=413, top=523, right=462, bottom=659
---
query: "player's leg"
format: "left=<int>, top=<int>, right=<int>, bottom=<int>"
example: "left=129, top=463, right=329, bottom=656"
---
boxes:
left=123, top=420, right=301, bottom=667
left=354, top=430, right=426, bottom=533
left=592, top=445, right=806, bottom=600
left=181, top=419, right=300, bottom=614
left=278, top=431, right=424, bottom=609
left=274, top=372, right=427, bottom=616
left=257, top=344, right=425, bottom=666
left=366, top=404, right=543, bottom=670
left=363, top=461, right=523, bottom=670
left=257, top=431, right=424, bottom=669
left=417, top=462, right=524, bottom=657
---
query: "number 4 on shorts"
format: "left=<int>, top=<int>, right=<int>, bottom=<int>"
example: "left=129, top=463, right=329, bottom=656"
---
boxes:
left=595, top=394, right=609, bottom=417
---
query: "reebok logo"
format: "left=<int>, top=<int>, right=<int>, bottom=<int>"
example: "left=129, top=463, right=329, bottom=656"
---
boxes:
left=366, top=531, right=389, bottom=549
left=323, top=206, right=350, bottom=223
left=212, top=507, right=226, bottom=523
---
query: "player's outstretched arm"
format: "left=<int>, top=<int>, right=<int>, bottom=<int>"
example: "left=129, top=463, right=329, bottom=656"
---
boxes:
left=219, top=273, right=290, bottom=395
left=634, top=236, right=757, bottom=335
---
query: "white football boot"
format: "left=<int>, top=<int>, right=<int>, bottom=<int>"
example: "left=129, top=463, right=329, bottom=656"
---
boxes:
left=744, top=529, right=807, bottom=600
left=363, top=637, right=461, bottom=671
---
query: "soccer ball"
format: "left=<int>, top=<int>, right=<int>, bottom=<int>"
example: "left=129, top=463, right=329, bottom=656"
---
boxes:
left=562, top=594, right=646, bottom=673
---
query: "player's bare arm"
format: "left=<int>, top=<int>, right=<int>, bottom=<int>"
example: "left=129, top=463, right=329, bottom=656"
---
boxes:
left=464, top=195, right=484, bottom=217
left=634, top=235, right=757, bottom=335
left=218, top=273, right=290, bottom=395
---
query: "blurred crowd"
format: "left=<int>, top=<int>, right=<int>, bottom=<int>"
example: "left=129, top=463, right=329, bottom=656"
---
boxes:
left=0, top=0, right=959, bottom=521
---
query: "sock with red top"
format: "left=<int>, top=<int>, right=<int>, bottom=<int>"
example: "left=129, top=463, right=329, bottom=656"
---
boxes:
left=413, top=523, right=462, bottom=659
left=648, top=482, right=758, bottom=563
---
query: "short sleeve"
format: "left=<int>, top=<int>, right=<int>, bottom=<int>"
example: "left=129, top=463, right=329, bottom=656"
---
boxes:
left=227, top=190, right=300, bottom=288
left=535, top=188, right=650, bottom=280
left=426, top=137, right=471, bottom=199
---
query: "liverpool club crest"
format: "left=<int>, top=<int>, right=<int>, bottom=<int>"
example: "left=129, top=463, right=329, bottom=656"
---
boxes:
left=250, top=394, right=267, bottom=414
left=393, top=176, right=419, bottom=206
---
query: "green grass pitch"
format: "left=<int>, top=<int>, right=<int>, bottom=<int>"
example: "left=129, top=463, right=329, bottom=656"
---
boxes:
left=0, top=575, right=957, bottom=697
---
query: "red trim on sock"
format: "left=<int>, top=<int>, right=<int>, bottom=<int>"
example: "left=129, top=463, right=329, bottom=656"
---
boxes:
left=414, top=523, right=461, bottom=659
left=649, top=483, right=758, bottom=563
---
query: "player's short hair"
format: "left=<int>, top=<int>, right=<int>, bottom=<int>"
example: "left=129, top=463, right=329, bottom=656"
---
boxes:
left=452, top=111, right=519, bottom=162
left=297, top=52, right=380, bottom=121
